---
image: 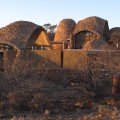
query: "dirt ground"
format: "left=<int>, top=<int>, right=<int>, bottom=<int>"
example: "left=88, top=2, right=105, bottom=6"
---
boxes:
left=0, top=104, right=120, bottom=120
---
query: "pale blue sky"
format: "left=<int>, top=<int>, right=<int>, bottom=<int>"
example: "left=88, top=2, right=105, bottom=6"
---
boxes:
left=0, top=0, right=120, bottom=28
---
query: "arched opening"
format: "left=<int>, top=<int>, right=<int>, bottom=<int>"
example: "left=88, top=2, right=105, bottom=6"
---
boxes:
left=0, top=43, right=16, bottom=50
left=74, top=31, right=97, bottom=49
left=27, top=28, right=52, bottom=50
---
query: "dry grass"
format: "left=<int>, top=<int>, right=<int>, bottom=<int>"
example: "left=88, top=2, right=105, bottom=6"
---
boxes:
left=0, top=50, right=120, bottom=119
left=0, top=52, right=118, bottom=112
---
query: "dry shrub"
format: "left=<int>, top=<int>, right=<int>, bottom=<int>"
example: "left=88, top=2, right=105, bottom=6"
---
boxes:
left=1, top=49, right=120, bottom=112
left=7, top=90, right=31, bottom=111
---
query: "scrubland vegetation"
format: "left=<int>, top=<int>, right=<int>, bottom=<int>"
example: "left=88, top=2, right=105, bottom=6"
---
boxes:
left=0, top=53, right=120, bottom=119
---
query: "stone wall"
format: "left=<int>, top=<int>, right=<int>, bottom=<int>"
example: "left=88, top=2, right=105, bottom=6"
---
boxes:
left=30, top=50, right=62, bottom=69
left=27, top=50, right=120, bottom=73
left=63, top=50, right=88, bottom=70
left=2, top=50, right=120, bottom=74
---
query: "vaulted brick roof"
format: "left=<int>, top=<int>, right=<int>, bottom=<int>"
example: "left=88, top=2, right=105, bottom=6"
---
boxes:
left=74, top=16, right=109, bottom=40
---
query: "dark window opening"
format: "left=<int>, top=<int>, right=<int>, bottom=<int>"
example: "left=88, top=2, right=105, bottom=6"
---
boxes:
left=0, top=52, right=4, bottom=72
left=75, top=31, right=97, bottom=49
left=0, top=43, right=15, bottom=50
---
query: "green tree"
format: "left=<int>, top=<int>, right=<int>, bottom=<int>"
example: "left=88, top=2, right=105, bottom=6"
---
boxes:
left=43, top=23, right=51, bottom=32
left=43, top=23, right=57, bottom=33
left=49, top=25, right=57, bottom=33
